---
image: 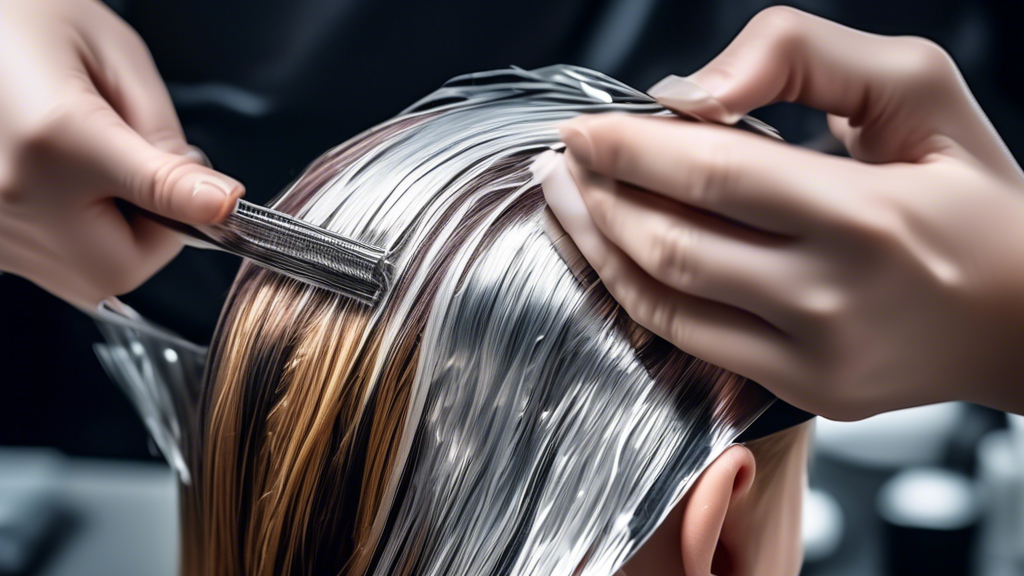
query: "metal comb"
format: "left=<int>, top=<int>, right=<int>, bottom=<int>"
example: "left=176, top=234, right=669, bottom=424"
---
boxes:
left=169, top=199, right=391, bottom=305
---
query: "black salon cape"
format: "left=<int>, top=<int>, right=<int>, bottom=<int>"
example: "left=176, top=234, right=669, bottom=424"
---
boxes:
left=2, top=0, right=1022, bottom=458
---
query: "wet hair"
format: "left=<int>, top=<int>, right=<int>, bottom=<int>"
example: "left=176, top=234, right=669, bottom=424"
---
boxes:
left=181, top=66, right=794, bottom=576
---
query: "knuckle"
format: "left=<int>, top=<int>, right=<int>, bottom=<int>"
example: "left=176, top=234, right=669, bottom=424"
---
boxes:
left=895, top=37, right=958, bottom=88
left=646, top=298, right=699, bottom=353
left=794, top=285, right=847, bottom=325
left=590, top=114, right=633, bottom=173
left=585, top=183, right=619, bottom=231
left=622, top=284, right=682, bottom=346
left=648, top=224, right=697, bottom=288
left=832, top=191, right=904, bottom=248
left=117, top=24, right=163, bottom=71
left=599, top=261, right=661, bottom=334
left=797, top=318, right=845, bottom=367
left=686, top=131, right=735, bottom=206
left=748, top=6, right=812, bottom=53
left=849, top=210, right=902, bottom=251
left=667, top=312, right=695, bottom=351
left=138, top=155, right=195, bottom=213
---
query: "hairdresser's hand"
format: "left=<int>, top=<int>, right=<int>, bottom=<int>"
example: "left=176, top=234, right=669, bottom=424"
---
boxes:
left=541, top=6, right=1024, bottom=420
left=0, top=0, right=244, bottom=310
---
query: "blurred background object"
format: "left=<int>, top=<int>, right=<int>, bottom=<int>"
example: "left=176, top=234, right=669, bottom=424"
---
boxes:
left=2, top=0, right=1023, bottom=573
left=877, top=468, right=979, bottom=576
left=803, top=404, right=1020, bottom=576
left=0, top=449, right=176, bottom=576
left=975, top=424, right=1024, bottom=576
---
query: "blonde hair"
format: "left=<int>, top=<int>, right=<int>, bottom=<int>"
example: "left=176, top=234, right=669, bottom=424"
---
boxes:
left=181, top=66, right=790, bottom=576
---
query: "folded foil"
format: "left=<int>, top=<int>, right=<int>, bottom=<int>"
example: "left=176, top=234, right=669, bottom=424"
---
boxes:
left=93, top=65, right=775, bottom=575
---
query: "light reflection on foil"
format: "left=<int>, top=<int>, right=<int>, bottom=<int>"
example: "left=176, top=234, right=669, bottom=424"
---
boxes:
left=92, top=65, right=774, bottom=575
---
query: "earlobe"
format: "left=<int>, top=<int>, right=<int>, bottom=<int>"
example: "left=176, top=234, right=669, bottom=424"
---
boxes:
left=679, top=445, right=756, bottom=576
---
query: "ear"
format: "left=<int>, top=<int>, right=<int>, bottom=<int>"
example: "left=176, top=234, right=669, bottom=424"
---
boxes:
left=680, top=445, right=757, bottom=576
left=617, top=445, right=756, bottom=576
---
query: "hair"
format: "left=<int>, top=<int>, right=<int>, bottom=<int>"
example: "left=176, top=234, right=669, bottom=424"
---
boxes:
left=180, top=66, right=799, bottom=576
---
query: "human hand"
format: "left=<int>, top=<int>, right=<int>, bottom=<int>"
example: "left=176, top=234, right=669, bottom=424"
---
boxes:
left=0, top=0, right=244, bottom=310
left=539, top=6, right=1024, bottom=419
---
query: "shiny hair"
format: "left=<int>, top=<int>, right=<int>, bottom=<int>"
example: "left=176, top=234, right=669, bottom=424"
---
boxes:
left=182, top=66, right=778, bottom=576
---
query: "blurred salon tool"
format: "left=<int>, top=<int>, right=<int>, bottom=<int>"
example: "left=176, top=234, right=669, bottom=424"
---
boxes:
left=152, top=199, right=391, bottom=305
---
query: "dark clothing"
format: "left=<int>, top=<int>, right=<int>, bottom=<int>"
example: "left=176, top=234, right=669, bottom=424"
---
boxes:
left=2, top=0, right=1022, bottom=458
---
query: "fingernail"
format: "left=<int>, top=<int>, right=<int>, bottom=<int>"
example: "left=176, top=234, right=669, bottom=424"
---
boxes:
left=190, top=177, right=235, bottom=221
left=647, top=74, right=740, bottom=125
left=558, top=121, right=595, bottom=167
left=529, top=149, right=560, bottom=183
left=539, top=152, right=610, bottom=269
left=538, top=153, right=587, bottom=222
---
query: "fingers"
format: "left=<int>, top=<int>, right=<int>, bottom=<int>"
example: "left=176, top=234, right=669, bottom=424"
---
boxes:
left=538, top=151, right=795, bottom=383
left=652, top=6, right=1024, bottom=179
left=128, top=211, right=186, bottom=273
left=76, top=2, right=234, bottom=220
left=558, top=114, right=864, bottom=235
left=563, top=152, right=798, bottom=327
left=652, top=6, right=957, bottom=123
left=106, top=124, right=245, bottom=224
left=43, top=200, right=180, bottom=308
left=46, top=96, right=244, bottom=224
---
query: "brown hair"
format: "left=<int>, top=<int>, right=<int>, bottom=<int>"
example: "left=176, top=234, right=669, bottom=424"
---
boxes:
left=181, top=115, right=802, bottom=576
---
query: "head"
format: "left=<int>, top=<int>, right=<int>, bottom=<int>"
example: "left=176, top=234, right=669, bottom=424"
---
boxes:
left=183, top=66, right=809, bottom=576
left=620, top=423, right=809, bottom=576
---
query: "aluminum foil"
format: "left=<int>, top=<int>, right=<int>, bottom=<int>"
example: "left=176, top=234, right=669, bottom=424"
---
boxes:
left=93, top=65, right=775, bottom=575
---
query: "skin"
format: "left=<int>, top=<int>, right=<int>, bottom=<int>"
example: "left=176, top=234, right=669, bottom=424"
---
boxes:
left=541, top=6, right=1024, bottom=421
left=620, top=425, right=809, bottom=576
left=0, top=0, right=243, bottom=310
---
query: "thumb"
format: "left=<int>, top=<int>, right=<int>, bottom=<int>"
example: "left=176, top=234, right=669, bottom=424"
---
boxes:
left=648, top=7, right=941, bottom=126
left=117, top=132, right=243, bottom=224
left=70, top=105, right=245, bottom=224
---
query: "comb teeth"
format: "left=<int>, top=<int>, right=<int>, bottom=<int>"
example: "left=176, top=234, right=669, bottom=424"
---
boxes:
left=195, top=200, right=391, bottom=304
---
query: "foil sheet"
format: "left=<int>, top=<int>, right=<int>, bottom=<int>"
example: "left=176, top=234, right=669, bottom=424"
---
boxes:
left=92, top=298, right=207, bottom=485
left=93, top=65, right=776, bottom=575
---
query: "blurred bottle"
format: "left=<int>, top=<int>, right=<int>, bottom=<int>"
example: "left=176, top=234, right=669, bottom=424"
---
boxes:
left=877, top=468, right=979, bottom=576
